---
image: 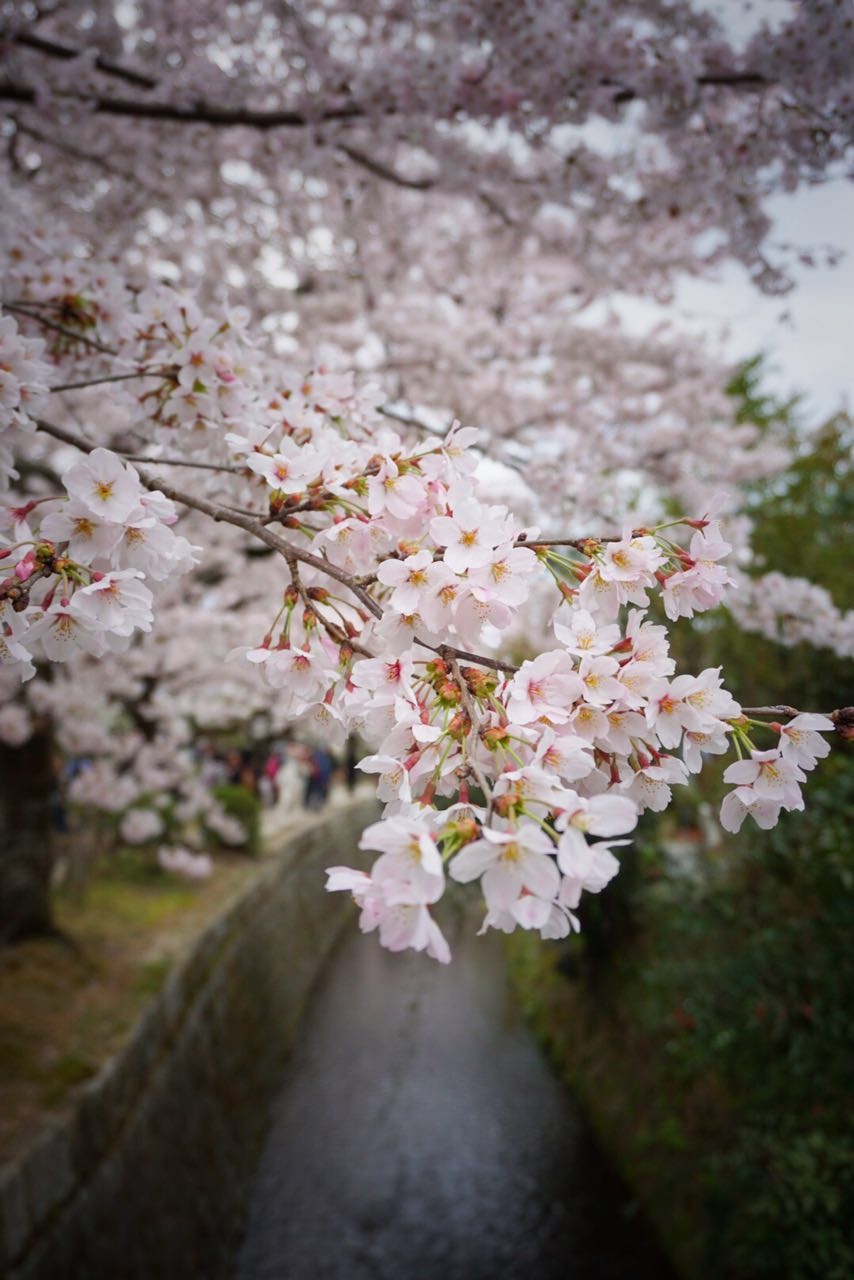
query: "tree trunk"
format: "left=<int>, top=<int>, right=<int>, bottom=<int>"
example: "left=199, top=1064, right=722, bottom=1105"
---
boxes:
left=0, top=727, right=55, bottom=943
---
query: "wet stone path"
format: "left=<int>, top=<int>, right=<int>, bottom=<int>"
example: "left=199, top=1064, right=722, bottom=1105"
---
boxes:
left=236, top=918, right=675, bottom=1280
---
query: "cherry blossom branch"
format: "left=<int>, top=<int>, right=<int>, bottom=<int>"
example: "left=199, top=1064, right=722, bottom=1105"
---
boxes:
left=443, top=650, right=495, bottom=810
left=4, top=301, right=117, bottom=355
left=49, top=369, right=177, bottom=392
left=11, top=118, right=130, bottom=176
left=520, top=536, right=622, bottom=551
left=32, top=415, right=385, bottom=618
left=740, top=704, right=803, bottom=718
left=608, top=71, right=768, bottom=105
left=1, top=67, right=774, bottom=134
left=338, top=143, right=436, bottom=191
left=140, top=475, right=387, bottom=620
left=33, top=418, right=91, bottom=450
left=11, top=31, right=159, bottom=90
left=30, top=418, right=527, bottom=682
left=741, top=704, right=844, bottom=720
left=124, top=456, right=243, bottom=474
left=427, top=643, right=517, bottom=675
left=379, top=405, right=447, bottom=437
left=0, top=82, right=372, bottom=129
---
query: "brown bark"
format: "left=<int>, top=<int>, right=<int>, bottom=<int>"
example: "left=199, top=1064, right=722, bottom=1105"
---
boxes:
left=0, top=726, right=55, bottom=943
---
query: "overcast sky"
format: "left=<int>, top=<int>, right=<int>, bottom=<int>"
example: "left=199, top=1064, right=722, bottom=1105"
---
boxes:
left=610, top=177, right=854, bottom=424
left=671, top=0, right=852, bottom=422
left=673, top=179, right=854, bottom=421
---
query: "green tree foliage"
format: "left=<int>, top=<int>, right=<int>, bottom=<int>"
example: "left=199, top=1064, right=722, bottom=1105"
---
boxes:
left=538, top=364, right=854, bottom=1278
left=672, top=357, right=853, bottom=712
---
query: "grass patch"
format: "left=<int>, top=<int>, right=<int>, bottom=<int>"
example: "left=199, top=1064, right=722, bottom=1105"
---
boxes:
left=0, top=850, right=260, bottom=1169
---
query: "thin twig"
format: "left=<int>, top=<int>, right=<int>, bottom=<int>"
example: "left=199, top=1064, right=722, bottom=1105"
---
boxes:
left=34, top=416, right=382, bottom=614
left=50, top=368, right=177, bottom=392
left=0, top=81, right=372, bottom=129
left=338, top=142, right=436, bottom=190
left=426, top=642, right=517, bottom=675
left=125, top=455, right=242, bottom=473
left=741, top=705, right=803, bottom=718
left=5, top=302, right=117, bottom=355
left=445, top=650, right=495, bottom=813
left=12, top=31, right=159, bottom=90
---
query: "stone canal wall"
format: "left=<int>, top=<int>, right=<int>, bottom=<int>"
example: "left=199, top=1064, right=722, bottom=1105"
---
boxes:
left=0, top=798, right=378, bottom=1280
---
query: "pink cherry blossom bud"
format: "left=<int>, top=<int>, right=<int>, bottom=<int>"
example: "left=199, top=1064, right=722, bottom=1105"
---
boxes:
left=14, top=551, right=36, bottom=581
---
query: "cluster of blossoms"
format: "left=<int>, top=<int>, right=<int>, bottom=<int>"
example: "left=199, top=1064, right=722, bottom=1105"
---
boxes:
left=720, top=715, right=835, bottom=833
left=0, top=443, right=197, bottom=679
left=0, top=235, right=841, bottom=964
left=215, top=414, right=835, bottom=962
left=728, top=570, right=854, bottom=661
left=130, top=293, right=258, bottom=444
left=0, top=309, right=51, bottom=491
left=157, top=847, right=213, bottom=880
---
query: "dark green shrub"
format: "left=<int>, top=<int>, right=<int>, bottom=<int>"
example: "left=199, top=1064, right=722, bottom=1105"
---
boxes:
left=208, top=783, right=262, bottom=856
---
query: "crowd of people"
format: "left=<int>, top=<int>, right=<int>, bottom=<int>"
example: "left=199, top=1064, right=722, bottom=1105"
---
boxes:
left=197, top=738, right=353, bottom=811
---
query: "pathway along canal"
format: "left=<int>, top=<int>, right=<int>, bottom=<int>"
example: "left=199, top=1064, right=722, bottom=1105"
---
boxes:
left=236, top=914, right=675, bottom=1280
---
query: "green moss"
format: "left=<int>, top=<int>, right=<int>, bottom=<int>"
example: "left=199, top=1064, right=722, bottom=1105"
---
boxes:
left=135, top=957, right=172, bottom=997
left=39, top=1052, right=97, bottom=1106
left=209, top=784, right=262, bottom=856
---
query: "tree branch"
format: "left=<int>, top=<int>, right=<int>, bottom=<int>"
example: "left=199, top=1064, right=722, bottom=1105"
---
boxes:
left=338, top=143, right=436, bottom=190
left=124, top=456, right=243, bottom=474
left=1, top=62, right=774, bottom=138
left=0, top=81, right=371, bottom=129
left=33, top=415, right=385, bottom=618
left=5, top=302, right=118, bottom=355
left=445, top=650, right=495, bottom=811
left=608, top=70, right=768, bottom=105
left=50, top=368, right=176, bottom=392
left=519, top=536, right=621, bottom=551
left=427, top=643, right=517, bottom=675
left=11, top=31, right=159, bottom=90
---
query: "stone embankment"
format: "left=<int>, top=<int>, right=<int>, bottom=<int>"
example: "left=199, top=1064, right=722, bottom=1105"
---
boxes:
left=0, top=797, right=377, bottom=1280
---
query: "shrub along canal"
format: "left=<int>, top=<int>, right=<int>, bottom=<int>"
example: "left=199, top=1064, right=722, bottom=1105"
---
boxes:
left=237, top=913, right=675, bottom=1279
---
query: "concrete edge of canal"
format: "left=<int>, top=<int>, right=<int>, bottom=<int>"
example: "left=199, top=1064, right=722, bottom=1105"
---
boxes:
left=0, top=795, right=380, bottom=1280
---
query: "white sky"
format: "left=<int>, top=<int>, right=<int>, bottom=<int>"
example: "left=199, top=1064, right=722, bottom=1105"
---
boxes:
left=670, top=0, right=852, bottom=420
left=613, top=178, right=854, bottom=422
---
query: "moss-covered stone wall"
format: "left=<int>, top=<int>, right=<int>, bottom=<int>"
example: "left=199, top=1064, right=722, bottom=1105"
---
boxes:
left=0, top=798, right=378, bottom=1280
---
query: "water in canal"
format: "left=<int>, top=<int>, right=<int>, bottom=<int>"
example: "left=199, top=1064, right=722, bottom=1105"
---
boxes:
left=236, top=915, right=675, bottom=1280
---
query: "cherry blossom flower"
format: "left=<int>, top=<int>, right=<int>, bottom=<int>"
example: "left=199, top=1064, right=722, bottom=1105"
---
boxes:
left=430, top=498, right=513, bottom=573
left=63, top=449, right=143, bottom=524
left=27, top=602, right=108, bottom=661
left=359, top=813, right=445, bottom=905
left=69, top=570, right=154, bottom=637
left=39, top=502, right=124, bottom=564
left=326, top=865, right=451, bottom=963
left=376, top=549, right=435, bottom=615
left=554, top=609, right=621, bottom=657
left=723, top=749, right=806, bottom=810
left=506, top=651, right=584, bottom=725
left=449, top=822, right=560, bottom=912
left=777, top=714, right=834, bottom=769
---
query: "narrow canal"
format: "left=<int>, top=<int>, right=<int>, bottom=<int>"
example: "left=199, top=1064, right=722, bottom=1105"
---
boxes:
left=236, top=915, right=675, bottom=1280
